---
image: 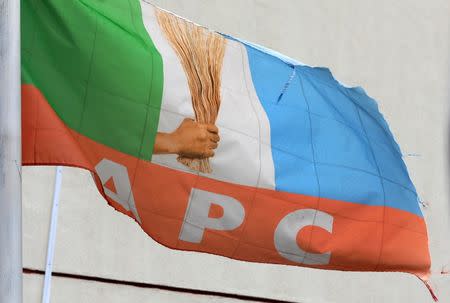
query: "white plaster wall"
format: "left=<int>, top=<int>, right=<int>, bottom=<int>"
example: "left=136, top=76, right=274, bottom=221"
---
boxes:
left=23, top=0, right=450, bottom=302
left=24, top=274, right=251, bottom=303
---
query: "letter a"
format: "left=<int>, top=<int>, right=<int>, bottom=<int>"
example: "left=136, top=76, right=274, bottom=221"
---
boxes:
left=95, top=159, right=141, bottom=224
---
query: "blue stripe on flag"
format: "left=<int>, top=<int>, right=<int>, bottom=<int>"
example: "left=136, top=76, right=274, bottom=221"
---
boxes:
left=241, top=44, right=422, bottom=217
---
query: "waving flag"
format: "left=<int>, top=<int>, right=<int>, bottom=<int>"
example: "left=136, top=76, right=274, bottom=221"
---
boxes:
left=21, top=0, right=431, bottom=288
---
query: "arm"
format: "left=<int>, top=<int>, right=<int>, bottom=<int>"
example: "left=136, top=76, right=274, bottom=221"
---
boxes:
left=153, top=118, right=220, bottom=158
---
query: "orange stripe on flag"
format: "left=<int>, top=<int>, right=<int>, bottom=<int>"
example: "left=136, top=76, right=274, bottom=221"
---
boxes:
left=22, top=84, right=430, bottom=278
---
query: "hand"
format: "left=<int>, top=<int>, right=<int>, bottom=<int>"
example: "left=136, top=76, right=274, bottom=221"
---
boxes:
left=154, top=118, right=220, bottom=159
left=171, top=118, right=220, bottom=158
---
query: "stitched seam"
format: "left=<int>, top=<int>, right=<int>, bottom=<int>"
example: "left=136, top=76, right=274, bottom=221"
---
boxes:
left=176, top=168, right=201, bottom=248
left=33, top=94, right=39, bottom=163
left=88, top=82, right=402, bottom=158
left=356, top=108, right=387, bottom=271
left=76, top=13, right=99, bottom=139
left=231, top=44, right=263, bottom=258
left=134, top=142, right=417, bottom=194
left=297, top=68, right=322, bottom=263
left=124, top=0, right=155, bottom=222
left=147, top=191, right=427, bottom=236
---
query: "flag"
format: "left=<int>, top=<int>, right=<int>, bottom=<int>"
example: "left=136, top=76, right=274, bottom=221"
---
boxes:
left=21, top=0, right=431, bottom=284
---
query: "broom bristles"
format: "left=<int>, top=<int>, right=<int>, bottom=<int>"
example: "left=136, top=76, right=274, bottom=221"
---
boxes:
left=156, top=9, right=226, bottom=173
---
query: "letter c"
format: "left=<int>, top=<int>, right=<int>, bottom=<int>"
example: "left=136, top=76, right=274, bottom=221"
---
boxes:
left=274, top=209, right=333, bottom=265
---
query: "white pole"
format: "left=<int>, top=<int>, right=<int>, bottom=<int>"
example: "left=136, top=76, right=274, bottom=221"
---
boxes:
left=41, top=167, right=63, bottom=303
left=0, top=0, right=22, bottom=302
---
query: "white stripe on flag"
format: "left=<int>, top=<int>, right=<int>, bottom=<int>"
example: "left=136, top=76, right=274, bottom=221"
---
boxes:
left=140, top=3, right=275, bottom=189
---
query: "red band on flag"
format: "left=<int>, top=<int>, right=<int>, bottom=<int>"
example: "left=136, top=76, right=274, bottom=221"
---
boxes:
left=22, top=84, right=431, bottom=278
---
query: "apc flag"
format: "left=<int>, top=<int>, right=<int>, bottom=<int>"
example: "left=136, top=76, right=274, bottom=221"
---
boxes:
left=21, top=0, right=432, bottom=290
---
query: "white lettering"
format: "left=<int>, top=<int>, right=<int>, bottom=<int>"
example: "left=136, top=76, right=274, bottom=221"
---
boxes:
left=95, top=159, right=141, bottom=223
left=179, top=188, right=245, bottom=243
left=274, top=209, right=333, bottom=265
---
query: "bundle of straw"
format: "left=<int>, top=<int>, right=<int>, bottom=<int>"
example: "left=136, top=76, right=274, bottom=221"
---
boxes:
left=156, top=9, right=226, bottom=173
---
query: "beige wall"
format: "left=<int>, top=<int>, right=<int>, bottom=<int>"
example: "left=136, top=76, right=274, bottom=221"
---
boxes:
left=23, top=0, right=450, bottom=302
left=24, top=275, right=250, bottom=303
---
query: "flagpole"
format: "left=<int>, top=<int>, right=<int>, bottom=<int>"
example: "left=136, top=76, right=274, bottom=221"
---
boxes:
left=0, top=0, right=22, bottom=302
left=42, top=167, right=63, bottom=303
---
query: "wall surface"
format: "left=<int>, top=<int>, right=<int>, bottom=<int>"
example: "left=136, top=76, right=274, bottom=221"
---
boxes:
left=23, top=0, right=450, bottom=302
left=24, top=274, right=250, bottom=303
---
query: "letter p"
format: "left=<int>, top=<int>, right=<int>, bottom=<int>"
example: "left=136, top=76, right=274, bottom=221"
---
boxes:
left=179, top=189, right=245, bottom=243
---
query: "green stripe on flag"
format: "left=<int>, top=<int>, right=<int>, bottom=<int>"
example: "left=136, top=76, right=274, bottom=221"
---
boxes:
left=21, top=0, right=164, bottom=160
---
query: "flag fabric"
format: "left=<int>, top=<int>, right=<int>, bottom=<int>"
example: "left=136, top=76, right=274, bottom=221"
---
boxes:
left=21, top=0, right=431, bottom=283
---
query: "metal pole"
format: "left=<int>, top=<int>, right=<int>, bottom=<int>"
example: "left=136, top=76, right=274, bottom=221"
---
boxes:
left=42, top=167, right=63, bottom=303
left=0, top=0, right=22, bottom=302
